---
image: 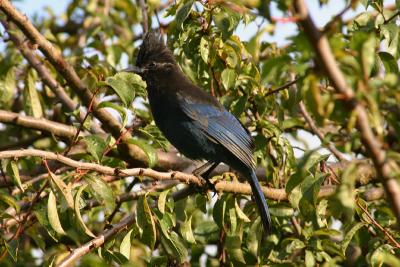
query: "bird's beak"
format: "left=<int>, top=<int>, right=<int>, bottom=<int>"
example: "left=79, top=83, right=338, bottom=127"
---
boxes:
left=120, top=66, right=145, bottom=74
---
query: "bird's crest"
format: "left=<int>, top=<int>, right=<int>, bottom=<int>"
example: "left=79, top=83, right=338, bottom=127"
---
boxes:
left=136, top=32, right=176, bottom=68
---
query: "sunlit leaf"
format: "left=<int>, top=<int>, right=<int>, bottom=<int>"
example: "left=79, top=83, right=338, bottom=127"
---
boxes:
left=105, top=72, right=146, bottom=107
left=47, top=190, right=66, bottom=235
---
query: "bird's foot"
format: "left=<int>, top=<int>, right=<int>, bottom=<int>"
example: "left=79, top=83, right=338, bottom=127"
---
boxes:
left=193, top=175, right=217, bottom=196
left=205, top=179, right=217, bottom=197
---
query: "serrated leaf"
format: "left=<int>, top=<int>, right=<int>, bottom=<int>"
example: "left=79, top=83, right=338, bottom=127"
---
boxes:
left=127, top=138, right=157, bottom=168
left=221, top=68, right=236, bottom=90
left=47, top=190, right=66, bottom=235
left=137, top=194, right=156, bottom=249
left=84, top=135, right=108, bottom=163
left=74, top=184, right=95, bottom=237
left=158, top=189, right=170, bottom=214
left=105, top=72, right=146, bottom=107
left=98, top=101, right=128, bottom=127
left=85, top=174, right=115, bottom=215
left=119, top=229, right=133, bottom=260
left=181, top=213, right=196, bottom=243
left=176, top=0, right=194, bottom=29
left=48, top=171, right=74, bottom=209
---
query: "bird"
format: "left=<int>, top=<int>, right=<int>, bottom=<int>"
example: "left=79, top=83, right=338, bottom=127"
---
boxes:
left=126, top=32, right=271, bottom=234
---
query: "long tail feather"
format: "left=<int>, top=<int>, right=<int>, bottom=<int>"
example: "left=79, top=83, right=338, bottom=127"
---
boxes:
left=248, top=169, right=271, bottom=234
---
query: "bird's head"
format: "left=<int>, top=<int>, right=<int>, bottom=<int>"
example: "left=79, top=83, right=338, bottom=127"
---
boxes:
left=136, top=32, right=176, bottom=68
left=120, top=32, right=175, bottom=76
left=122, top=32, right=176, bottom=75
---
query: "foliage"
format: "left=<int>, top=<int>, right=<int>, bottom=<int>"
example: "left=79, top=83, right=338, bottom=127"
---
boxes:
left=0, top=0, right=399, bottom=266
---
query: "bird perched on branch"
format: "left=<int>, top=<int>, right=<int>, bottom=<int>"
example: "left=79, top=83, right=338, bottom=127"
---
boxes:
left=125, top=32, right=271, bottom=234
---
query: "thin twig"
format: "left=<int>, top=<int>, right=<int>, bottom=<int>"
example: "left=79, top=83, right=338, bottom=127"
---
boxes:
left=299, top=101, right=346, bottom=162
left=104, top=177, right=138, bottom=225
left=63, top=88, right=100, bottom=156
left=384, top=10, right=400, bottom=24
left=139, top=0, right=149, bottom=33
left=265, top=78, right=299, bottom=97
left=356, top=199, right=400, bottom=249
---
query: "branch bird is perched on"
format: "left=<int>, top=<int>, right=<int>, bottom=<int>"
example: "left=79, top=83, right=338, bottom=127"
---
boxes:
left=128, top=32, right=271, bottom=234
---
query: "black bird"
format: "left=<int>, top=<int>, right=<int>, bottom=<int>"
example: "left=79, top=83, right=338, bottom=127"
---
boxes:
left=128, top=32, right=271, bottom=234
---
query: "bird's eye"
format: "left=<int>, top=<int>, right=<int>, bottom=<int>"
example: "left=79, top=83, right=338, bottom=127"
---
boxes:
left=148, top=62, right=156, bottom=68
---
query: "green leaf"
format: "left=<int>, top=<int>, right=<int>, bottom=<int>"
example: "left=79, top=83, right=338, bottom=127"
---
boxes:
left=199, top=37, right=210, bottom=64
left=305, top=250, right=316, bottom=267
left=98, top=101, right=128, bottom=127
left=34, top=203, right=58, bottom=241
left=47, top=190, right=66, bottom=235
left=195, top=194, right=207, bottom=214
left=168, top=232, right=188, bottom=263
left=85, top=174, right=115, bottom=215
left=380, top=23, right=399, bottom=55
left=213, top=196, right=226, bottom=229
left=84, top=135, right=108, bottom=163
left=48, top=171, right=74, bottom=209
left=119, top=229, right=133, bottom=260
left=158, top=189, right=170, bottom=214
left=378, top=52, right=399, bottom=73
left=137, top=194, right=156, bottom=249
left=4, top=239, right=18, bottom=262
left=342, top=222, right=365, bottom=255
left=127, top=138, right=157, bottom=168
left=371, top=245, right=400, bottom=266
left=231, top=94, right=247, bottom=117
left=361, top=35, right=376, bottom=78
left=74, top=184, right=96, bottom=237
left=226, top=235, right=246, bottom=265
left=175, top=0, right=194, bottom=29
left=9, top=160, right=24, bottom=192
left=26, top=70, right=43, bottom=118
left=181, top=213, right=196, bottom=243
left=221, top=68, right=236, bottom=90
left=0, top=67, right=15, bottom=109
left=235, top=199, right=250, bottom=223
left=0, top=194, right=20, bottom=214
left=105, top=72, right=146, bottom=107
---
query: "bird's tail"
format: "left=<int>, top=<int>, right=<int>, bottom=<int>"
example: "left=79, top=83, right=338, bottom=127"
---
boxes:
left=248, top=168, right=272, bottom=234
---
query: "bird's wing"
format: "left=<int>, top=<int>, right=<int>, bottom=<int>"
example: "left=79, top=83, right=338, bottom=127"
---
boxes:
left=180, top=101, right=254, bottom=168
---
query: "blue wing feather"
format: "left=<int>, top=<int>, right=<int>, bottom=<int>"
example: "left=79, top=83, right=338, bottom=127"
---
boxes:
left=180, top=101, right=254, bottom=169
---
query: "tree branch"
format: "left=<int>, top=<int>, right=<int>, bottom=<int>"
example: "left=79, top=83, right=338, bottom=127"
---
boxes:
left=0, top=0, right=150, bottom=167
left=57, top=180, right=187, bottom=267
left=293, top=0, right=400, bottom=223
left=0, top=19, right=103, bottom=134
left=0, top=110, right=79, bottom=139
